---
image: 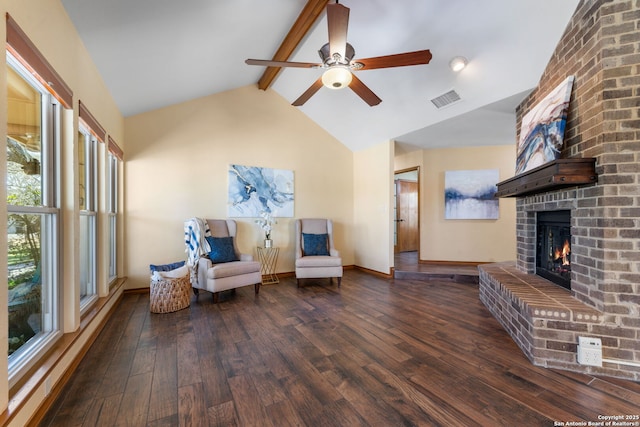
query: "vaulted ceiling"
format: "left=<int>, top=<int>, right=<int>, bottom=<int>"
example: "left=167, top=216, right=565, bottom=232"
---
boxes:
left=60, top=0, right=580, bottom=152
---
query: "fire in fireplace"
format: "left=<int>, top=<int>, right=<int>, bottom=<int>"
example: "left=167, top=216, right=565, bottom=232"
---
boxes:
left=536, top=210, right=571, bottom=290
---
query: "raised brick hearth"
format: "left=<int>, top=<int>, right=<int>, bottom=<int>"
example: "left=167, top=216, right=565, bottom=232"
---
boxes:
left=479, top=262, right=603, bottom=366
left=479, top=0, right=640, bottom=381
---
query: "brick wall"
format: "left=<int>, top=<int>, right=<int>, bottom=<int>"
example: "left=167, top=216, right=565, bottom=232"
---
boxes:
left=481, top=0, right=640, bottom=379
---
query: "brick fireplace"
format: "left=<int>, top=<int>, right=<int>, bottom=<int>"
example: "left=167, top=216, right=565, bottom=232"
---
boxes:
left=479, top=0, right=640, bottom=381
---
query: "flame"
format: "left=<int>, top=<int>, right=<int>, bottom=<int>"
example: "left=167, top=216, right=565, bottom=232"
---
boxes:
left=554, top=239, right=571, bottom=265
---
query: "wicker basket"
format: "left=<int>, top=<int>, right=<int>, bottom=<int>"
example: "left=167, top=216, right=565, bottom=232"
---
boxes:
left=149, top=273, right=191, bottom=313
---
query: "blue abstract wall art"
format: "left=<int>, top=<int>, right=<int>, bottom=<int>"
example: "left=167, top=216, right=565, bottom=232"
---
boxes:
left=516, top=76, right=575, bottom=175
left=445, top=169, right=499, bottom=220
left=228, top=164, right=294, bottom=217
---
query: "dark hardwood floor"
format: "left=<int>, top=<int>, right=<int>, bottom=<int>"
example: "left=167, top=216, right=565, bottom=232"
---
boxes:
left=40, top=269, right=640, bottom=426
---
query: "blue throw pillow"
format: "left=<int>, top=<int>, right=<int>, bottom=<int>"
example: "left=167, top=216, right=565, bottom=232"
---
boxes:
left=303, top=233, right=329, bottom=256
left=150, top=260, right=185, bottom=273
left=206, top=236, right=239, bottom=263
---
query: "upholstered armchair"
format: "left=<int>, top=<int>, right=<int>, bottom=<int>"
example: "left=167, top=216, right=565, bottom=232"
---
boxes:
left=295, top=218, right=343, bottom=287
left=195, top=219, right=261, bottom=302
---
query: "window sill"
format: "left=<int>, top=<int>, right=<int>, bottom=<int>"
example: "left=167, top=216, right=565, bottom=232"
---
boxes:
left=1, top=277, right=127, bottom=426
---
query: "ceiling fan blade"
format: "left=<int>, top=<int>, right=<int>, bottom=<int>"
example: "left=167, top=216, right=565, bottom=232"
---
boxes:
left=349, top=74, right=382, bottom=106
left=327, top=2, right=349, bottom=62
left=292, top=77, right=324, bottom=106
left=353, top=49, right=432, bottom=70
left=246, top=59, right=321, bottom=68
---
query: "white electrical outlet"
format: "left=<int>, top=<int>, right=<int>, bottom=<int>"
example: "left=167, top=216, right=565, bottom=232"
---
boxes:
left=577, top=336, right=602, bottom=367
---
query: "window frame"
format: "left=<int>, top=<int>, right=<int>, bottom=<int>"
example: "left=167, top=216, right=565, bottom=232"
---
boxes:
left=78, top=123, right=98, bottom=311
left=107, top=152, right=118, bottom=283
left=7, top=51, right=62, bottom=386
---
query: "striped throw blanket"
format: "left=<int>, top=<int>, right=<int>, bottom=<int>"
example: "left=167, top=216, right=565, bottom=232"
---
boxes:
left=184, top=218, right=211, bottom=284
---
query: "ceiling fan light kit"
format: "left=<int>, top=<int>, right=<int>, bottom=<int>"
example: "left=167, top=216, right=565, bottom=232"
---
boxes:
left=449, top=56, right=468, bottom=72
left=322, top=66, right=352, bottom=89
left=246, top=1, right=432, bottom=106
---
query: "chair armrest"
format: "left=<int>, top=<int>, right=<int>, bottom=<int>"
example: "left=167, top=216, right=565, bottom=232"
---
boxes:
left=330, top=249, right=340, bottom=257
left=239, top=253, right=254, bottom=262
left=198, top=256, right=213, bottom=269
left=195, top=256, right=213, bottom=289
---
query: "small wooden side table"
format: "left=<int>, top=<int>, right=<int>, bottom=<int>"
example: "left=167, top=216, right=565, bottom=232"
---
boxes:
left=256, top=246, right=279, bottom=284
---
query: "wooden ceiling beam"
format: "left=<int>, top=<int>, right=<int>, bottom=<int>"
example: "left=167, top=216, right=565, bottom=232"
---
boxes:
left=257, top=0, right=330, bottom=91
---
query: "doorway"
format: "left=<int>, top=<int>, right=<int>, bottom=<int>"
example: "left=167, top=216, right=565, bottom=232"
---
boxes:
left=394, top=167, right=420, bottom=258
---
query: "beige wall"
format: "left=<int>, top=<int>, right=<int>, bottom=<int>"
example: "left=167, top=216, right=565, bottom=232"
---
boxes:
left=353, top=141, right=395, bottom=274
left=419, top=145, right=517, bottom=262
left=395, top=144, right=517, bottom=263
left=123, top=86, right=355, bottom=289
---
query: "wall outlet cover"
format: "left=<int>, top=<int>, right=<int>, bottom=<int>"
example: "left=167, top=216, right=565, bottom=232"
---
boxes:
left=577, top=336, right=602, bottom=367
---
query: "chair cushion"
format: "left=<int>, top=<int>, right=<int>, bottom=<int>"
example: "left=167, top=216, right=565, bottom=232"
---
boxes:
left=302, top=233, right=329, bottom=256
left=206, top=236, right=238, bottom=263
left=153, top=265, right=189, bottom=279
left=296, top=255, right=342, bottom=268
left=207, top=260, right=261, bottom=279
left=150, top=260, right=185, bottom=272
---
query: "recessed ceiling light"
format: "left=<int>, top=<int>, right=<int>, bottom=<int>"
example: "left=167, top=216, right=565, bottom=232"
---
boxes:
left=449, top=56, right=468, bottom=72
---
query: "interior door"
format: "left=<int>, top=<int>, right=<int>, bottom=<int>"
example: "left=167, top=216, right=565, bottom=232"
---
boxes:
left=395, top=179, right=419, bottom=252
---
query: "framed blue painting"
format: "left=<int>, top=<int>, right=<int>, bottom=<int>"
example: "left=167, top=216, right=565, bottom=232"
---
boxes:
left=445, top=169, right=499, bottom=220
left=228, top=164, right=294, bottom=217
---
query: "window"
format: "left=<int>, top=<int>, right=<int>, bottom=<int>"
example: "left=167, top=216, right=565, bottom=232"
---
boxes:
left=78, top=124, right=98, bottom=309
left=7, top=52, right=61, bottom=381
left=107, top=149, right=118, bottom=283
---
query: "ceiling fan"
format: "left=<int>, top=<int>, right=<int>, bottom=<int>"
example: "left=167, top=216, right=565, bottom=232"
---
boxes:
left=245, top=1, right=432, bottom=107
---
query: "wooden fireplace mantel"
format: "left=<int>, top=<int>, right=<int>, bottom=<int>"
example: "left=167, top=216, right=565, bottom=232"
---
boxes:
left=495, top=158, right=597, bottom=198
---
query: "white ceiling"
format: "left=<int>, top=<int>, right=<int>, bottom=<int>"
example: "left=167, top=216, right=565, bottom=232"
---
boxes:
left=60, top=0, right=579, bottom=152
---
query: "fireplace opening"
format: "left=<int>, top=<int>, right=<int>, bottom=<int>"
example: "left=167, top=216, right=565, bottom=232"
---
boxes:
left=536, top=210, right=571, bottom=290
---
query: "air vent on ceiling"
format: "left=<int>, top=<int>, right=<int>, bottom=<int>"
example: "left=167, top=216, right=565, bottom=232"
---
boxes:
left=430, top=89, right=461, bottom=109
